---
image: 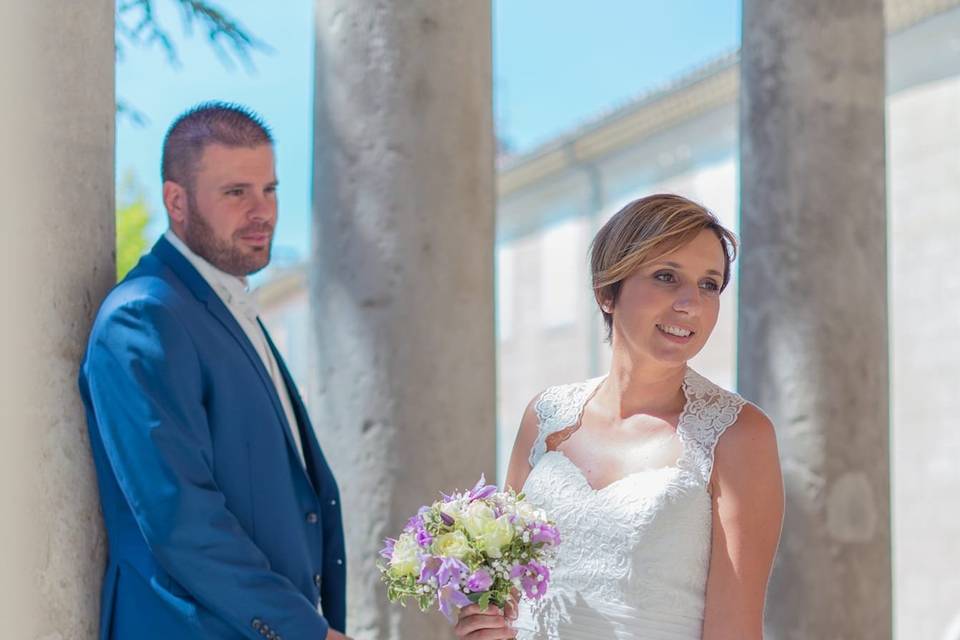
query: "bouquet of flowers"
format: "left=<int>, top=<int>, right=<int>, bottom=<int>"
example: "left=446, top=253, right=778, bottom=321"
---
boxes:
left=378, top=475, right=561, bottom=622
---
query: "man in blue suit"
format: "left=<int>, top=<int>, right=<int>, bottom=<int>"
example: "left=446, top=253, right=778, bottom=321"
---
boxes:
left=79, top=103, right=351, bottom=639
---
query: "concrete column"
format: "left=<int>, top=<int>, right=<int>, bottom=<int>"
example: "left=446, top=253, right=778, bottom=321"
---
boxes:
left=0, top=1, right=115, bottom=636
left=738, top=1, right=890, bottom=638
left=311, top=3, right=495, bottom=639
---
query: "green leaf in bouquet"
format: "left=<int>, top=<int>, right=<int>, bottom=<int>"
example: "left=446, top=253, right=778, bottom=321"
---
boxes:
left=468, top=587, right=510, bottom=611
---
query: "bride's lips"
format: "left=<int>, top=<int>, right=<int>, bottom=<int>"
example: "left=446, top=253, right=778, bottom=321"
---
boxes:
left=656, top=324, right=696, bottom=344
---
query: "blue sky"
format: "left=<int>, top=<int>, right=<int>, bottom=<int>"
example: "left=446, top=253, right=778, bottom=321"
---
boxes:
left=494, top=1, right=741, bottom=152
left=117, top=0, right=740, bottom=269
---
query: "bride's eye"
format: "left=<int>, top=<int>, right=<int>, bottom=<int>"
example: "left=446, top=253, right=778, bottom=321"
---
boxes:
left=654, top=271, right=676, bottom=283
left=700, top=279, right=720, bottom=292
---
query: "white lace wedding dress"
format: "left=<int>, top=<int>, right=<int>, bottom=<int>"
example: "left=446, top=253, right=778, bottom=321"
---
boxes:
left=513, top=367, right=746, bottom=640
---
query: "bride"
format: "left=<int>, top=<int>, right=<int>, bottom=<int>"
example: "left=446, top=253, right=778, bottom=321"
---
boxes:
left=456, top=194, right=783, bottom=640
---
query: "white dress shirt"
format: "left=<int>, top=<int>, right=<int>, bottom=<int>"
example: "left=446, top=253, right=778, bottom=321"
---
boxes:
left=164, top=230, right=307, bottom=470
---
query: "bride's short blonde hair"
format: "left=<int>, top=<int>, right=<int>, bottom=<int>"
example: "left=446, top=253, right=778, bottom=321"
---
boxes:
left=590, top=193, right=738, bottom=340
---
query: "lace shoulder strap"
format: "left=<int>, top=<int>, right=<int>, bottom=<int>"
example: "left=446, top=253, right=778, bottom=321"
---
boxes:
left=528, top=377, right=604, bottom=468
left=677, top=368, right=747, bottom=484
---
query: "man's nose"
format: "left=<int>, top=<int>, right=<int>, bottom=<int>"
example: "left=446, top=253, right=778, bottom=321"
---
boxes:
left=248, top=194, right=275, bottom=222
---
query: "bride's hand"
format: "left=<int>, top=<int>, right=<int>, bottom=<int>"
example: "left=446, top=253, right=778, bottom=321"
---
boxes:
left=454, top=603, right=515, bottom=640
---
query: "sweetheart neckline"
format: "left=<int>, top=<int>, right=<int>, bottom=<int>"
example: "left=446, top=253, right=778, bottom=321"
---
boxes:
left=541, top=449, right=684, bottom=494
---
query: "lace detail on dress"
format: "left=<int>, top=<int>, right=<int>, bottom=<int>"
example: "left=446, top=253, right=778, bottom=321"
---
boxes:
left=514, top=367, right=748, bottom=640
left=528, top=377, right=605, bottom=468
left=676, top=369, right=747, bottom=485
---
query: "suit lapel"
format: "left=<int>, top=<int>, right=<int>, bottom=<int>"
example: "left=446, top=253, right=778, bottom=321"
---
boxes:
left=258, top=321, right=323, bottom=491
left=151, top=237, right=317, bottom=494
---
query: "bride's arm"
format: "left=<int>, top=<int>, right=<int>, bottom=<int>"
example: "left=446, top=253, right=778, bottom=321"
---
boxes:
left=702, top=403, right=784, bottom=640
left=503, top=395, right=541, bottom=493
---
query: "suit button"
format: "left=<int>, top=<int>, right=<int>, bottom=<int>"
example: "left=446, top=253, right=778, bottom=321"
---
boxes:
left=306, top=512, right=318, bottom=524
left=330, top=499, right=337, bottom=506
left=314, top=573, right=322, bottom=587
left=336, top=558, right=343, bottom=566
left=251, top=618, right=263, bottom=630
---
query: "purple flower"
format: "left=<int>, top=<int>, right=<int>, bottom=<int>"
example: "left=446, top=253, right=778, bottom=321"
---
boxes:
left=418, top=555, right=442, bottom=585
left=437, top=557, right=469, bottom=588
left=440, top=511, right=455, bottom=526
left=404, top=517, right=419, bottom=533
left=437, top=584, right=471, bottom=622
left=415, top=526, right=434, bottom=547
left=529, top=523, right=561, bottom=546
left=379, top=538, right=396, bottom=561
left=405, top=506, right=432, bottom=534
left=510, top=561, right=551, bottom=600
left=468, top=474, right=498, bottom=502
left=465, top=568, right=493, bottom=593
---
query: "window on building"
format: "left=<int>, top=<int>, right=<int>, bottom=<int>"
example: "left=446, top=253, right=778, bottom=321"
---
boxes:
left=540, top=219, right=580, bottom=329
left=496, top=244, right=515, bottom=342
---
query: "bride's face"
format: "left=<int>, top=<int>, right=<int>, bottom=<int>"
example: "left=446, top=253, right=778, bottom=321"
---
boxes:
left=607, top=229, right=726, bottom=365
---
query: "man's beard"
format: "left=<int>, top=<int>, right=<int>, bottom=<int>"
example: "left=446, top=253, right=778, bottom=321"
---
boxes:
left=182, top=193, right=273, bottom=276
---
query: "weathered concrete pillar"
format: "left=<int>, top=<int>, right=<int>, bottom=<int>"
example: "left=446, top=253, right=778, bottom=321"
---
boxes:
left=0, top=1, right=114, bottom=636
left=738, top=1, right=890, bottom=638
left=311, top=3, right=495, bottom=639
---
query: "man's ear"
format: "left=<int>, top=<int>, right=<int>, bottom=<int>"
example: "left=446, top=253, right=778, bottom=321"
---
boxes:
left=163, top=181, right=187, bottom=226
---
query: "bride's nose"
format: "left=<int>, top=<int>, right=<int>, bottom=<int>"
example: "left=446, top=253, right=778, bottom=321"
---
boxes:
left=672, top=285, right=702, bottom=316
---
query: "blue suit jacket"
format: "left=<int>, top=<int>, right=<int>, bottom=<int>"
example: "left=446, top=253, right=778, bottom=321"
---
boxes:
left=79, top=237, right=346, bottom=639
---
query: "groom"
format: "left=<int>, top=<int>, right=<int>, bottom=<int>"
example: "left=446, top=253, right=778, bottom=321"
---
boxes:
left=80, top=102, right=350, bottom=639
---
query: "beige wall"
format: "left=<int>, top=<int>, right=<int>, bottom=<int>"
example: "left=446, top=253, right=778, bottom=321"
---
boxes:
left=888, top=71, right=960, bottom=640
left=0, top=1, right=115, bottom=636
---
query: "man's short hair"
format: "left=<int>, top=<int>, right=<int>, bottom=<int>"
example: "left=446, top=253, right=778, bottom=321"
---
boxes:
left=161, top=101, right=273, bottom=189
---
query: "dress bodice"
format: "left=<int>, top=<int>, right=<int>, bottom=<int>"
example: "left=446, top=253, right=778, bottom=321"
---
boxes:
left=514, top=368, right=746, bottom=640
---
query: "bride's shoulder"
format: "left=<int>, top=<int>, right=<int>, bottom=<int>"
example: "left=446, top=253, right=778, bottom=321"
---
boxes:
left=534, top=377, right=604, bottom=426
left=727, top=402, right=777, bottom=444
left=681, top=369, right=779, bottom=487
left=515, top=378, right=593, bottom=441
left=505, top=378, right=601, bottom=487
left=684, top=368, right=745, bottom=404
left=712, top=400, right=780, bottom=487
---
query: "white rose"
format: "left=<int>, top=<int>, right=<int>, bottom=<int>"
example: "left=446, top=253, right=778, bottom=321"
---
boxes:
left=389, top=533, right=420, bottom=577
left=462, top=501, right=496, bottom=539
left=440, top=500, right=464, bottom=523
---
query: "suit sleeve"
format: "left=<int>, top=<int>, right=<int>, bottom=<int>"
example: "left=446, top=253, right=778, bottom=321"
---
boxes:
left=84, top=296, right=331, bottom=640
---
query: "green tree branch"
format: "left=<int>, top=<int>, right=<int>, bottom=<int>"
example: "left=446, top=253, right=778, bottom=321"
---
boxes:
left=116, top=0, right=271, bottom=124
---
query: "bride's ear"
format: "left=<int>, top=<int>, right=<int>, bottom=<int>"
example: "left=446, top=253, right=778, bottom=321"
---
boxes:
left=598, top=295, right=614, bottom=315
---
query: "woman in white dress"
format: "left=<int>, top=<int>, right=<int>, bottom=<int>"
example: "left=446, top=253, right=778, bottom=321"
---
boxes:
left=456, top=194, right=783, bottom=640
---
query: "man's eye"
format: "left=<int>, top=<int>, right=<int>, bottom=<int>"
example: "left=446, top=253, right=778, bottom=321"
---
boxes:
left=226, top=189, right=243, bottom=196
